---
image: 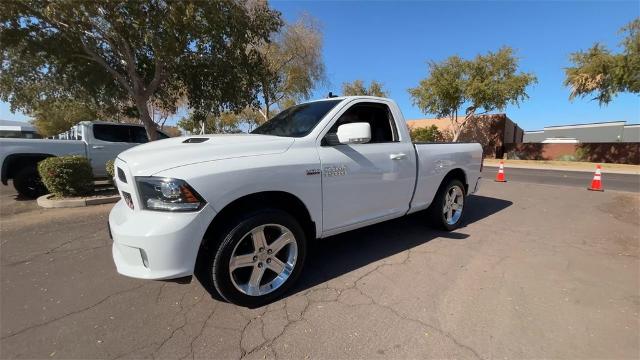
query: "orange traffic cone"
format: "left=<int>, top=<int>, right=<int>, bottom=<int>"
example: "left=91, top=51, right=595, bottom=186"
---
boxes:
left=495, top=160, right=507, bottom=182
left=588, top=164, right=604, bottom=191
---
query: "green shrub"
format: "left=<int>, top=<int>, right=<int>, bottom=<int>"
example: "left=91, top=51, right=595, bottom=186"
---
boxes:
left=37, top=156, right=94, bottom=197
left=409, top=125, right=445, bottom=142
left=557, top=154, right=578, bottom=162
left=574, top=147, right=589, bottom=162
left=105, top=159, right=115, bottom=178
left=506, top=151, right=521, bottom=160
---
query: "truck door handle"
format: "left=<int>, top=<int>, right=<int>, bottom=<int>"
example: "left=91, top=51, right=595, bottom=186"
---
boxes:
left=92, top=145, right=105, bottom=149
left=390, top=153, right=407, bottom=160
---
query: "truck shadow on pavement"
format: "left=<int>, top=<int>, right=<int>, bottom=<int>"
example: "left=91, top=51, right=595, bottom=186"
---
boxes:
left=196, top=194, right=512, bottom=306
left=291, top=194, right=512, bottom=297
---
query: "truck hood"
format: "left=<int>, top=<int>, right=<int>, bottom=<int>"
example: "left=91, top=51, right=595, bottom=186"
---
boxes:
left=117, top=134, right=294, bottom=176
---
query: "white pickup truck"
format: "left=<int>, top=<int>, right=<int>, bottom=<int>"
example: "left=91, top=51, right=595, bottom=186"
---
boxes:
left=109, top=96, right=483, bottom=307
left=0, top=121, right=168, bottom=198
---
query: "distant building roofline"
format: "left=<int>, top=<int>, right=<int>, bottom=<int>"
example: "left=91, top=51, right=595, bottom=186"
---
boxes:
left=542, top=120, right=625, bottom=131
left=0, top=119, right=36, bottom=132
left=541, top=137, right=581, bottom=144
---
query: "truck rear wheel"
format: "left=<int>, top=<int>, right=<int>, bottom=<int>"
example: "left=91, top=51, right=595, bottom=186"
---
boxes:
left=428, top=179, right=466, bottom=231
left=13, top=166, right=47, bottom=199
left=204, top=209, right=307, bottom=307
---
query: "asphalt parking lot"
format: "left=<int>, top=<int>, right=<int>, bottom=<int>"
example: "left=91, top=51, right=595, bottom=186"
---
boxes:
left=1, top=179, right=639, bottom=359
left=484, top=166, right=640, bottom=193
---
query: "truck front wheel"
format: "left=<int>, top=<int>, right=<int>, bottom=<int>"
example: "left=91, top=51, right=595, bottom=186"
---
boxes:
left=204, top=209, right=307, bottom=307
left=428, top=179, right=466, bottom=231
left=13, top=166, right=47, bottom=199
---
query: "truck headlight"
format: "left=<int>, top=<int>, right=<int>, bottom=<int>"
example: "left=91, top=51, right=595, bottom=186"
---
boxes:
left=135, top=177, right=205, bottom=212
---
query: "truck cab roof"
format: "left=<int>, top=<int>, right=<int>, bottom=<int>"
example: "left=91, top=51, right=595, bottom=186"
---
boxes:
left=76, top=120, right=148, bottom=127
left=309, top=95, right=392, bottom=103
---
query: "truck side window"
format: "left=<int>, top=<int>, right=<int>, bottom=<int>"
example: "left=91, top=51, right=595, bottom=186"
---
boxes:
left=130, top=126, right=149, bottom=143
left=93, top=124, right=132, bottom=143
left=324, top=103, right=398, bottom=145
left=131, top=127, right=170, bottom=143
left=93, top=123, right=171, bottom=143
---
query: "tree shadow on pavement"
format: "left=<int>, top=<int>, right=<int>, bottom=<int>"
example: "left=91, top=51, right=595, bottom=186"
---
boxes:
left=290, top=194, right=512, bottom=296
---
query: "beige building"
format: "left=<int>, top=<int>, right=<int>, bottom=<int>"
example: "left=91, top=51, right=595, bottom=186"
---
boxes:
left=407, top=114, right=524, bottom=158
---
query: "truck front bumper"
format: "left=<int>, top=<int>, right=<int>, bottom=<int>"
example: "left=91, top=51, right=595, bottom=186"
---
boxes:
left=108, top=200, right=216, bottom=280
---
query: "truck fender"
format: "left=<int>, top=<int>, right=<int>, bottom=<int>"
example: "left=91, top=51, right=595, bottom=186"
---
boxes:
left=1, top=153, right=55, bottom=185
left=424, top=168, right=469, bottom=207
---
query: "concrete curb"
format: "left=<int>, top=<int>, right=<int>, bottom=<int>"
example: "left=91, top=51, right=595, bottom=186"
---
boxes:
left=37, top=193, right=120, bottom=208
left=484, top=164, right=640, bottom=175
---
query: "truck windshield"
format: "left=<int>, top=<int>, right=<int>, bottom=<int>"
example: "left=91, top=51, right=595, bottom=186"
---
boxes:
left=251, top=100, right=342, bottom=137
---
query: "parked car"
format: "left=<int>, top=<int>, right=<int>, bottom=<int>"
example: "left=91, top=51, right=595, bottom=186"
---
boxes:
left=0, top=121, right=169, bottom=198
left=108, top=96, right=483, bottom=307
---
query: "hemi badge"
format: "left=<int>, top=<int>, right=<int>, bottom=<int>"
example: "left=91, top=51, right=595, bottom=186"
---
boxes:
left=305, top=169, right=321, bottom=176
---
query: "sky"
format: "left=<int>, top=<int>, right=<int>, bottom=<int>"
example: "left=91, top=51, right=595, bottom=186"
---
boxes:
left=1, top=0, right=638, bottom=131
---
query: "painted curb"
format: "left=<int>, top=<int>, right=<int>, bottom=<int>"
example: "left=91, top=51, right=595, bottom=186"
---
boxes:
left=483, top=164, right=640, bottom=175
left=37, top=194, right=120, bottom=208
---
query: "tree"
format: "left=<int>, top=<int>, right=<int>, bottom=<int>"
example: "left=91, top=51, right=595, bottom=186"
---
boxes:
left=30, top=100, right=97, bottom=137
left=342, top=80, right=388, bottom=97
left=177, top=112, right=242, bottom=135
left=0, top=0, right=282, bottom=141
left=408, top=47, right=536, bottom=142
left=161, top=125, right=182, bottom=137
left=148, top=97, right=187, bottom=130
left=256, top=14, right=325, bottom=121
left=408, top=125, right=446, bottom=142
left=237, top=107, right=267, bottom=132
left=565, top=18, right=640, bottom=105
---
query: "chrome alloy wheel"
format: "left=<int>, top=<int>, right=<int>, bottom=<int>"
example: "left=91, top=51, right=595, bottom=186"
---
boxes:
left=443, top=185, right=464, bottom=225
left=228, top=224, right=298, bottom=296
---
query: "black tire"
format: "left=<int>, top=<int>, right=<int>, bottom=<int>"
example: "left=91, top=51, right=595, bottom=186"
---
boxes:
left=205, top=209, right=307, bottom=307
left=13, top=166, right=47, bottom=199
left=427, top=179, right=466, bottom=231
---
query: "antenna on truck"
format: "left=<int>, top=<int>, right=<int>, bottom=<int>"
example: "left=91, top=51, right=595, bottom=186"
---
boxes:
left=327, top=92, right=339, bottom=98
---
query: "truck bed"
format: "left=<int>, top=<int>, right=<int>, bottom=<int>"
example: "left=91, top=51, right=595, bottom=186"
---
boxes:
left=0, top=138, right=87, bottom=160
left=409, top=142, right=483, bottom=212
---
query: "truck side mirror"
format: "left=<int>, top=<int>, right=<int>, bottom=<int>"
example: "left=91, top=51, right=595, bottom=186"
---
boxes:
left=337, top=123, right=371, bottom=144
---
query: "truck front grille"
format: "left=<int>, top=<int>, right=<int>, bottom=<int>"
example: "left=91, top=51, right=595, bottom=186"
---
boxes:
left=122, top=191, right=134, bottom=210
left=117, top=167, right=127, bottom=183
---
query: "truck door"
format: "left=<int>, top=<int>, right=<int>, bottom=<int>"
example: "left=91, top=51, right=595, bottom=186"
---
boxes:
left=317, top=101, right=416, bottom=234
left=88, top=124, right=140, bottom=177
